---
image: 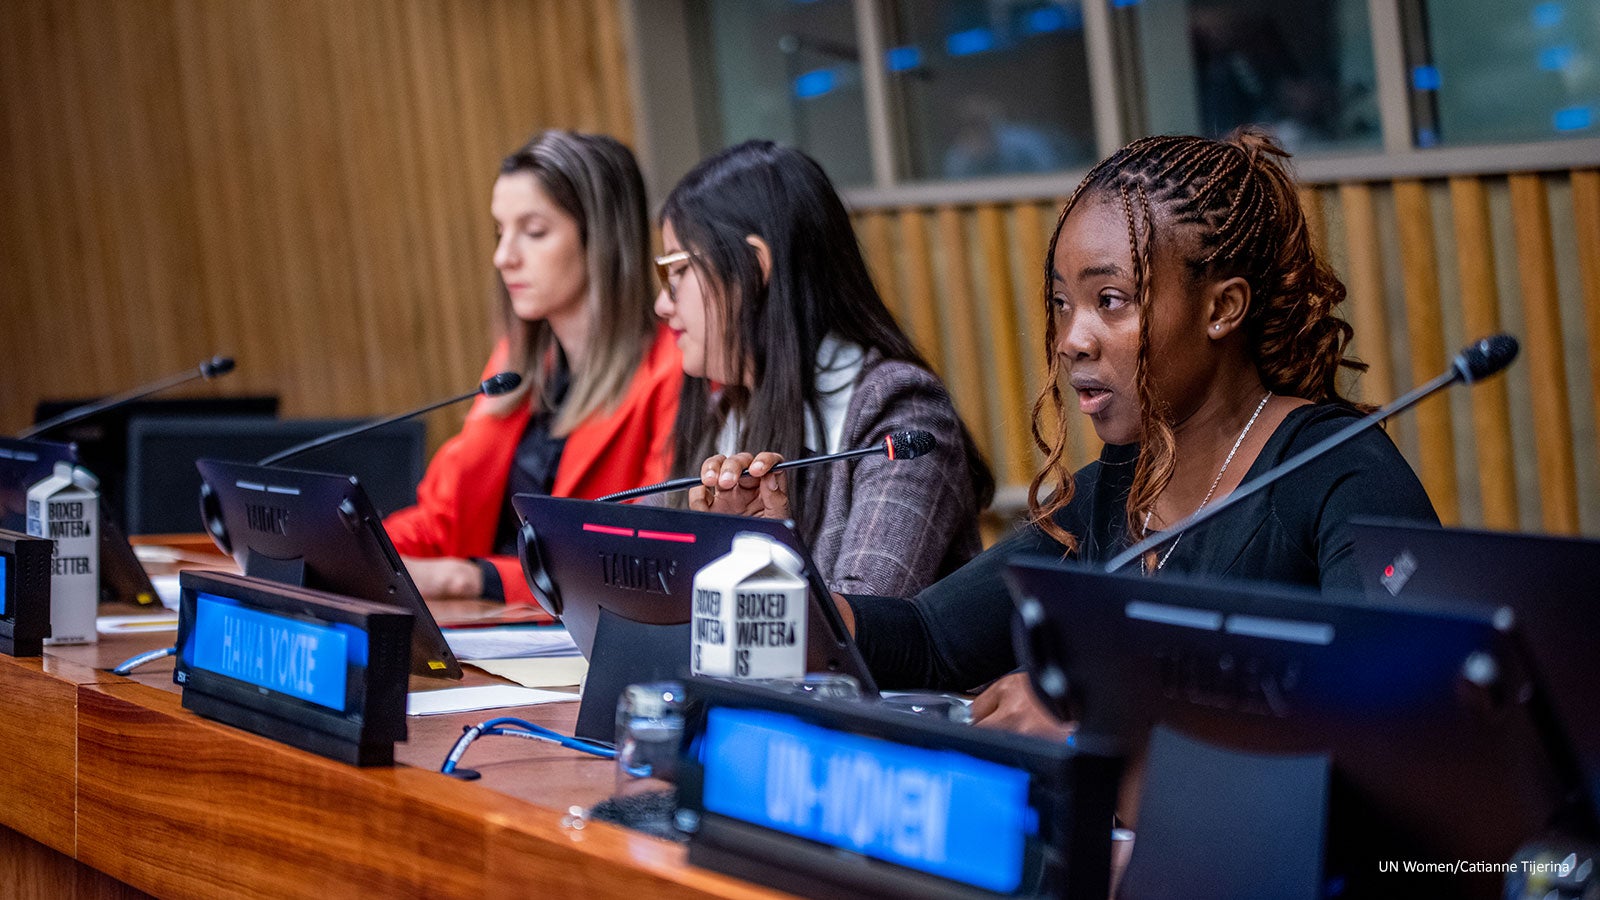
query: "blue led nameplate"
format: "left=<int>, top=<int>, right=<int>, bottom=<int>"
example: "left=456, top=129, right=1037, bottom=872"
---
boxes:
left=173, top=570, right=413, bottom=766
left=700, top=706, right=1035, bottom=893
left=0, top=529, right=52, bottom=657
left=184, top=592, right=365, bottom=712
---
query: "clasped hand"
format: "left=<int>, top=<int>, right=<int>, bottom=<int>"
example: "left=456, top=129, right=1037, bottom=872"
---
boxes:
left=690, top=451, right=790, bottom=519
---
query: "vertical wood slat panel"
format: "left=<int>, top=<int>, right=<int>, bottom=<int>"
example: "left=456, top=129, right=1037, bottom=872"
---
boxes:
left=1393, top=180, right=1459, bottom=523
left=252, top=1, right=340, bottom=410
left=1338, top=183, right=1396, bottom=404
left=232, top=3, right=304, bottom=405
left=935, top=206, right=993, bottom=457
left=1298, top=186, right=1327, bottom=256
left=177, top=0, right=275, bottom=402
left=321, top=1, right=392, bottom=410
left=105, top=1, right=179, bottom=373
left=975, top=205, right=1031, bottom=485
left=400, top=0, right=471, bottom=399
left=389, top=1, right=446, bottom=411
left=557, top=0, right=602, bottom=133
left=0, top=0, right=630, bottom=441
left=535, top=0, right=576, bottom=130
left=1012, top=201, right=1052, bottom=472
left=489, top=1, right=540, bottom=140
left=168, top=0, right=235, bottom=382
left=56, top=0, right=123, bottom=388
left=1448, top=176, right=1518, bottom=529
left=855, top=211, right=903, bottom=326
left=1508, top=174, right=1580, bottom=533
left=895, top=209, right=945, bottom=368
left=0, top=0, right=59, bottom=408
left=427, top=0, right=501, bottom=445
left=592, top=0, right=635, bottom=141
left=347, top=1, right=418, bottom=411
left=1573, top=169, right=1600, bottom=503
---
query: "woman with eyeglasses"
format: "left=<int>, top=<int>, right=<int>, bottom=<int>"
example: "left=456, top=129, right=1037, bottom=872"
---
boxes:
left=653, top=140, right=994, bottom=597
left=385, top=130, right=681, bottom=604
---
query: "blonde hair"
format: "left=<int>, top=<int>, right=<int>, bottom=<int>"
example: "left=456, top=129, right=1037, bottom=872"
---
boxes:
left=496, top=130, right=657, bottom=435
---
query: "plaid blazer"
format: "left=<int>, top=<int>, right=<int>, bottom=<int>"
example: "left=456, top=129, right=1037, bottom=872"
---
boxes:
left=805, top=353, right=984, bottom=597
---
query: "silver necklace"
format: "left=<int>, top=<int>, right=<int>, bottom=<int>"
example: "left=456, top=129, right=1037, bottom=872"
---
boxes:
left=1143, top=392, right=1272, bottom=572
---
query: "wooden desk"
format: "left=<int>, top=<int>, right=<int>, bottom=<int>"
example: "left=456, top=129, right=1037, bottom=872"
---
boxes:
left=0, top=606, right=787, bottom=899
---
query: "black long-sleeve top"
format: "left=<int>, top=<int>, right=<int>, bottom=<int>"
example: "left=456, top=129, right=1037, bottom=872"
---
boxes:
left=846, top=403, right=1440, bottom=691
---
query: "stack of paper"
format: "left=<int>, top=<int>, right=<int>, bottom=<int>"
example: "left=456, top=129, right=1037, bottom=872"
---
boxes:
left=406, top=685, right=574, bottom=716
left=442, top=626, right=579, bottom=661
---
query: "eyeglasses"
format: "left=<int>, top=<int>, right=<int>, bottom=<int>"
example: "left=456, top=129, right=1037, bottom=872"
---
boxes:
left=654, top=250, right=692, bottom=301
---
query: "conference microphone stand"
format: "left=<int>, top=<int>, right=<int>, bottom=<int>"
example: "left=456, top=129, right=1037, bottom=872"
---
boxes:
left=1102, top=334, right=1519, bottom=574
left=20, top=356, right=236, bottom=439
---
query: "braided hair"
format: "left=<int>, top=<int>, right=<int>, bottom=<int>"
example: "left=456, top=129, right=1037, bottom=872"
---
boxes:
left=1028, top=128, right=1364, bottom=552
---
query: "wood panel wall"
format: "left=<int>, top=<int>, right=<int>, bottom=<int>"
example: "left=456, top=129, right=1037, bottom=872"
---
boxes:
left=0, top=0, right=633, bottom=447
left=853, top=170, right=1600, bottom=536
left=2, top=1, right=1594, bottom=538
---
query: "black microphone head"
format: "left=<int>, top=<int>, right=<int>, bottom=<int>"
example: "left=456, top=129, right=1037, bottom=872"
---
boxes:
left=200, top=356, right=235, bottom=378
left=885, top=430, right=936, bottom=460
left=480, top=372, right=523, bottom=396
left=1453, top=334, right=1519, bottom=383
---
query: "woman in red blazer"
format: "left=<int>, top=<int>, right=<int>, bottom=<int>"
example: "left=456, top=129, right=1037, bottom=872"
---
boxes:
left=385, top=131, right=681, bottom=607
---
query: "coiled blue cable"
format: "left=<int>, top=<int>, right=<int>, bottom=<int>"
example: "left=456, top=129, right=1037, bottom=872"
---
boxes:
left=441, top=716, right=615, bottom=777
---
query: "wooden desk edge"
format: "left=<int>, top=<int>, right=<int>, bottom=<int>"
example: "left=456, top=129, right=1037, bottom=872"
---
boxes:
left=62, top=677, right=787, bottom=899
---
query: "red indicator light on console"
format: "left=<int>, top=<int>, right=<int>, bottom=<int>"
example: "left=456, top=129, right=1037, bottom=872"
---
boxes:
left=637, top=529, right=696, bottom=544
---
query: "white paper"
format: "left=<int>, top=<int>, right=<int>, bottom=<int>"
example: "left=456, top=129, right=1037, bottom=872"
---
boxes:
left=406, top=684, right=576, bottom=716
left=151, top=574, right=182, bottom=610
left=468, top=656, right=590, bottom=689
left=97, top=613, right=179, bottom=635
left=442, top=626, right=579, bottom=661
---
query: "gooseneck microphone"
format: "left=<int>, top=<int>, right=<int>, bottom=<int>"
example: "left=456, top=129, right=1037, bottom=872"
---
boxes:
left=1102, top=333, right=1519, bottom=574
left=596, top=429, right=937, bottom=503
left=19, top=355, right=237, bottom=439
left=257, top=372, right=522, bottom=467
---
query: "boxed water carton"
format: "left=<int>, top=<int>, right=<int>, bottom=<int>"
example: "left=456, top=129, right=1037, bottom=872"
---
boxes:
left=26, top=461, right=99, bottom=645
left=691, top=532, right=807, bottom=680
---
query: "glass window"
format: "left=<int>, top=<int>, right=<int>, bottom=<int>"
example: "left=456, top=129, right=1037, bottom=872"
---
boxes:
left=1121, top=0, right=1381, bottom=154
left=1408, top=0, right=1600, bottom=146
left=883, top=1, right=1098, bottom=180
left=691, top=0, right=873, bottom=186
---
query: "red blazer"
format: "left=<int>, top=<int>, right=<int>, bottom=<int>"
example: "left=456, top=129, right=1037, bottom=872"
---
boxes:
left=385, top=326, right=682, bottom=608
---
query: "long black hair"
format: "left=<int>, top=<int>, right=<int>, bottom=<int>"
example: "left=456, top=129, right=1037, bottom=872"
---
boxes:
left=663, top=140, right=993, bottom=539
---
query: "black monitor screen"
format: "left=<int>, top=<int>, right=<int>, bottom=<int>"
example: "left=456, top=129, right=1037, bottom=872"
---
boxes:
left=196, top=458, right=460, bottom=679
left=1006, top=560, right=1581, bottom=898
left=0, top=437, right=77, bottom=533
left=0, top=437, right=159, bottom=605
left=31, top=396, right=279, bottom=530
left=1352, top=519, right=1600, bottom=833
left=129, top=416, right=423, bottom=534
left=512, top=494, right=877, bottom=741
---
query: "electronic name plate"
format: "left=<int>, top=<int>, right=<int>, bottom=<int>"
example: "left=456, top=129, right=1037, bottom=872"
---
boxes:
left=677, top=678, right=1120, bottom=900
left=0, top=529, right=52, bottom=657
left=173, top=570, right=413, bottom=766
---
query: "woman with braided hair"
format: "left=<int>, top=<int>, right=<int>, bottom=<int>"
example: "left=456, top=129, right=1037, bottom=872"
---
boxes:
left=835, top=128, right=1437, bottom=736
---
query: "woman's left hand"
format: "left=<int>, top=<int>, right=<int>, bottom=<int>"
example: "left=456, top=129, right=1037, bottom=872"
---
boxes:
left=402, top=556, right=485, bottom=600
left=969, top=672, right=1074, bottom=742
left=689, top=451, right=790, bottom=519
